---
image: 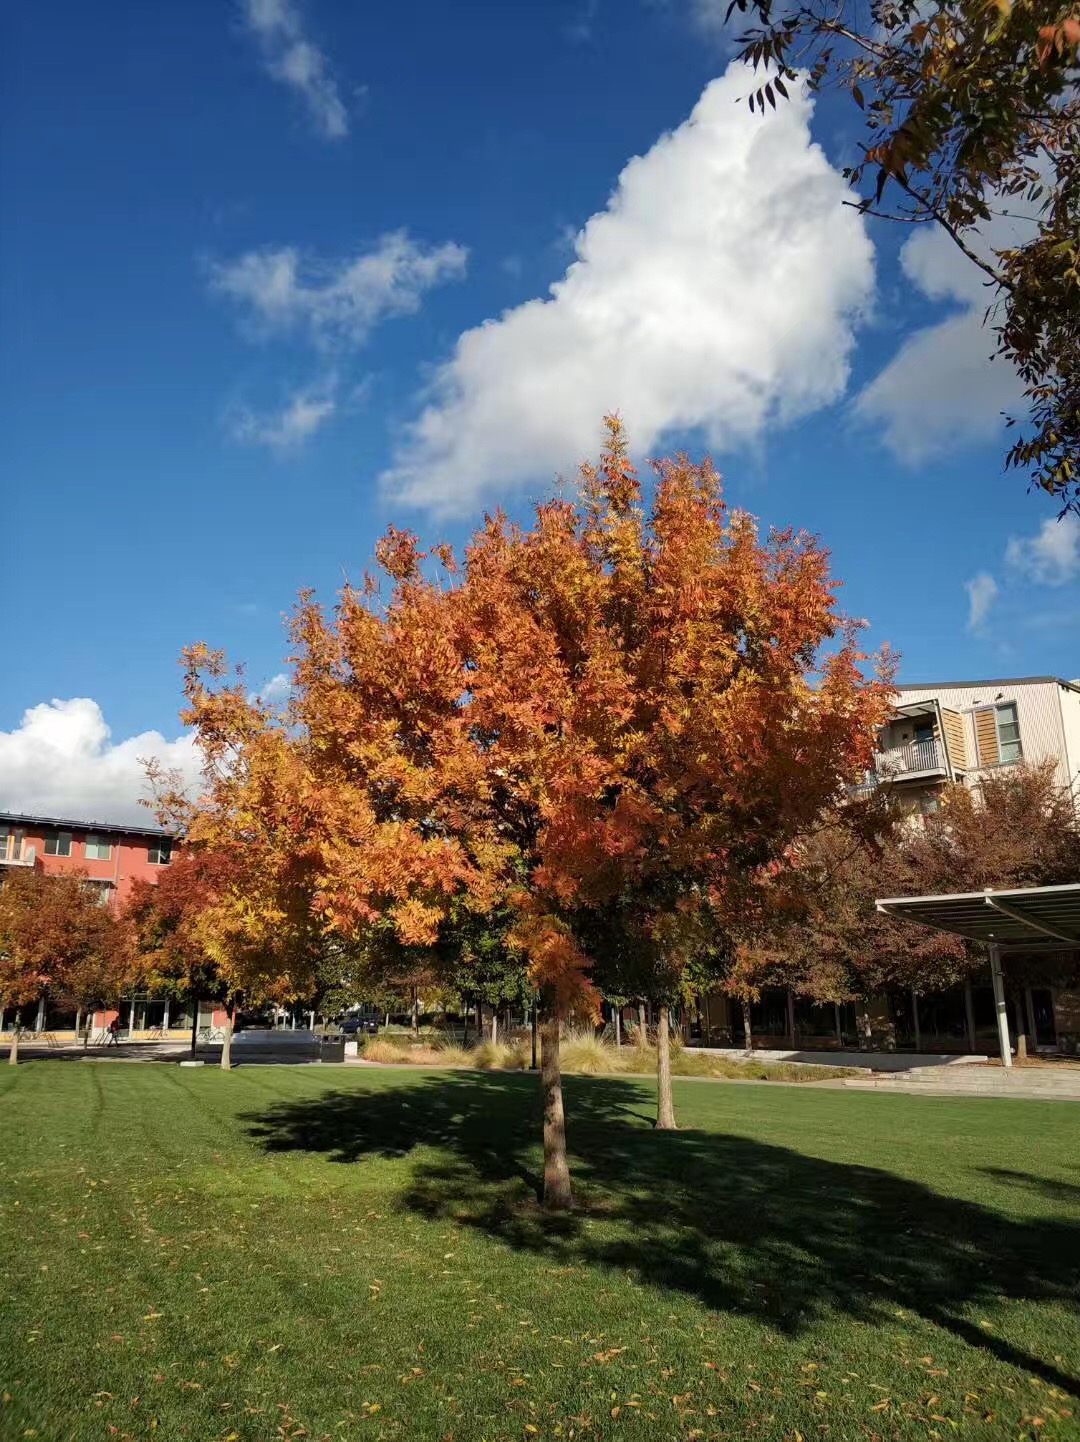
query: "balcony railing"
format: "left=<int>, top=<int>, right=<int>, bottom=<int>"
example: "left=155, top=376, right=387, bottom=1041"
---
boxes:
left=0, top=840, right=37, bottom=867
left=875, top=738, right=947, bottom=777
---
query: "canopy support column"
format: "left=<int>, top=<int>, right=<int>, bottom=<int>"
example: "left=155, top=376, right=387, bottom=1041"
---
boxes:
left=989, top=943, right=1012, bottom=1068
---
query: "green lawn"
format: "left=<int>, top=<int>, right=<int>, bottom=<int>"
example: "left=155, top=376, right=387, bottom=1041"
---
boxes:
left=1, top=1065, right=1078, bottom=1442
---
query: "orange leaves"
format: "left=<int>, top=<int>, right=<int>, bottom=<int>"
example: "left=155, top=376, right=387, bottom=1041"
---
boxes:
left=172, top=418, right=894, bottom=1020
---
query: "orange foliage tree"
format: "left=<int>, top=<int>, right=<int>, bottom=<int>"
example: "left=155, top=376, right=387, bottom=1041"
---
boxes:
left=173, top=419, right=893, bottom=1205
left=0, top=870, right=133, bottom=1064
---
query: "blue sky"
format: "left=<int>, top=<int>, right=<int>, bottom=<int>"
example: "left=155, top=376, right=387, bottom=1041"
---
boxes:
left=1, top=0, right=1077, bottom=821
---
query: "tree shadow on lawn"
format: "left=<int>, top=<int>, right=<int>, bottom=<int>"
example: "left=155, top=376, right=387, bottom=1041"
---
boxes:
left=244, top=1071, right=1080, bottom=1395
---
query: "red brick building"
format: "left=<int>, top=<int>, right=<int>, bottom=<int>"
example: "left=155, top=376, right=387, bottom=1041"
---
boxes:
left=0, top=809, right=174, bottom=909
left=0, top=810, right=231, bottom=1040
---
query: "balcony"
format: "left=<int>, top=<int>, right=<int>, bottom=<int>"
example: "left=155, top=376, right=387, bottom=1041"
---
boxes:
left=874, top=738, right=949, bottom=779
left=0, top=839, right=37, bottom=867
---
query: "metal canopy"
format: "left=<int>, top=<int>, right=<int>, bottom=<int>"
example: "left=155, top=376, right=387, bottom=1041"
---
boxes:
left=876, top=882, right=1080, bottom=948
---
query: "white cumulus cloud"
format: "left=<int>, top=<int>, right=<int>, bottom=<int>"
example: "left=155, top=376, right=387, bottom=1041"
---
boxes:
left=240, top=0, right=348, bottom=140
left=1006, top=513, right=1080, bottom=586
left=380, top=62, right=875, bottom=515
left=965, top=572, right=999, bottom=631
left=856, top=208, right=1029, bottom=461
left=209, top=233, right=468, bottom=349
left=231, top=377, right=338, bottom=451
left=0, top=700, right=201, bottom=828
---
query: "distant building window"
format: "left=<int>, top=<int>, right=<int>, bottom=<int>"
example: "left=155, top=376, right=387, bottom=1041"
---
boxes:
left=918, top=794, right=941, bottom=816
left=147, top=839, right=172, bottom=866
left=44, top=831, right=73, bottom=857
left=84, top=834, right=112, bottom=861
left=82, top=879, right=113, bottom=907
left=995, top=703, right=1023, bottom=764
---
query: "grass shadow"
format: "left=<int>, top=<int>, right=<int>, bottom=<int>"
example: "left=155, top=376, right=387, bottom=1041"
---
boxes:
left=244, top=1070, right=1080, bottom=1396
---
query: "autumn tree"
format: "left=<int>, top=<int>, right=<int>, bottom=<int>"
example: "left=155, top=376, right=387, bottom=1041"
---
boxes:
left=0, top=870, right=133, bottom=1064
left=174, top=419, right=892, bottom=1203
left=125, top=849, right=239, bottom=1065
left=450, top=421, right=894, bottom=1130
left=729, top=0, right=1079, bottom=507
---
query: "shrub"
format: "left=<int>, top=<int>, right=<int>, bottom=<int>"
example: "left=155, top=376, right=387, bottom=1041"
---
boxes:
left=361, top=1036, right=413, bottom=1064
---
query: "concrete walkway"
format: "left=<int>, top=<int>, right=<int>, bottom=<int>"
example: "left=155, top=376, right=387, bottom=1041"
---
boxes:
left=686, top=1046, right=990, bottom=1073
left=842, top=1065, right=1080, bottom=1100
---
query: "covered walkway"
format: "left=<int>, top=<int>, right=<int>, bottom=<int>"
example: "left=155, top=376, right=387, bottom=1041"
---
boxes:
left=876, top=882, right=1080, bottom=1068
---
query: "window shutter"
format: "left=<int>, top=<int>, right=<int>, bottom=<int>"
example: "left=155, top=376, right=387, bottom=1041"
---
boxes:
left=974, top=707, right=999, bottom=766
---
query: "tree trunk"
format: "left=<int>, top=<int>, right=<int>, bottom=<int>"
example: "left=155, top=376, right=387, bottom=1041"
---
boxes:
left=540, top=1014, right=573, bottom=1210
left=220, top=1007, right=234, bottom=1071
left=8, top=1025, right=20, bottom=1065
left=655, top=1005, right=678, bottom=1130
left=190, top=1002, right=199, bottom=1058
left=462, top=1001, right=472, bottom=1046
left=741, top=997, right=753, bottom=1053
left=411, top=987, right=420, bottom=1038
left=1013, top=994, right=1028, bottom=1062
left=637, top=1001, right=647, bottom=1045
left=490, top=1009, right=498, bottom=1046
left=75, top=1007, right=83, bottom=1040
left=614, top=1006, right=621, bottom=1048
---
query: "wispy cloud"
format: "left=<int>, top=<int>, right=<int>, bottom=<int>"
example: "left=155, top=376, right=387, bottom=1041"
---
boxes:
left=1005, top=513, right=1080, bottom=586
left=209, top=233, right=468, bottom=350
left=240, top=0, right=348, bottom=140
left=230, top=377, right=338, bottom=452
left=965, top=572, right=999, bottom=631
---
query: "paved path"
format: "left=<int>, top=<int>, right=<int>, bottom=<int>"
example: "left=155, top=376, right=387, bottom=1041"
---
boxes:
left=842, top=1066, right=1080, bottom=1100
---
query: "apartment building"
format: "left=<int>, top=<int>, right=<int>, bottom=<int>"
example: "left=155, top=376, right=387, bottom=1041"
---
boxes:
left=865, top=674, right=1080, bottom=816
left=0, top=810, right=216, bottom=1040
left=0, top=810, right=174, bottom=909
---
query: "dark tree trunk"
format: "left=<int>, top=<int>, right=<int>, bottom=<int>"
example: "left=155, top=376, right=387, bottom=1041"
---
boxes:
left=190, top=1002, right=199, bottom=1058
left=655, top=1005, right=677, bottom=1130
left=741, top=997, right=753, bottom=1053
left=540, top=1014, right=573, bottom=1210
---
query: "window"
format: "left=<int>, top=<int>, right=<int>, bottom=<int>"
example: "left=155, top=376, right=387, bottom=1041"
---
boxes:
left=0, top=828, right=13, bottom=862
left=995, top=702, right=1023, bottom=764
left=82, top=879, right=113, bottom=906
left=918, top=794, right=941, bottom=816
left=44, top=831, right=73, bottom=857
left=84, top=834, right=112, bottom=861
left=147, top=839, right=172, bottom=865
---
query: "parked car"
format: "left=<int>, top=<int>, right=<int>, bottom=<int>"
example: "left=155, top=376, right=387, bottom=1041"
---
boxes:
left=341, top=1014, right=379, bottom=1036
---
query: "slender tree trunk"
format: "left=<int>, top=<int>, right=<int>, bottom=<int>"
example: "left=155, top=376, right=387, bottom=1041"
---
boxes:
left=741, top=997, right=753, bottom=1053
left=462, top=1001, right=472, bottom=1046
left=220, top=1006, right=234, bottom=1071
left=411, top=987, right=420, bottom=1038
left=614, top=1006, right=621, bottom=1048
left=655, top=1005, right=677, bottom=1130
left=190, top=1001, right=199, bottom=1058
left=1013, top=994, right=1028, bottom=1062
left=490, top=1009, right=498, bottom=1046
left=8, top=1025, right=20, bottom=1065
left=540, top=1013, right=573, bottom=1210
left=75, top=1007, right=83, bottom=1040
left=637, top=1001, right=647, bottom=1045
